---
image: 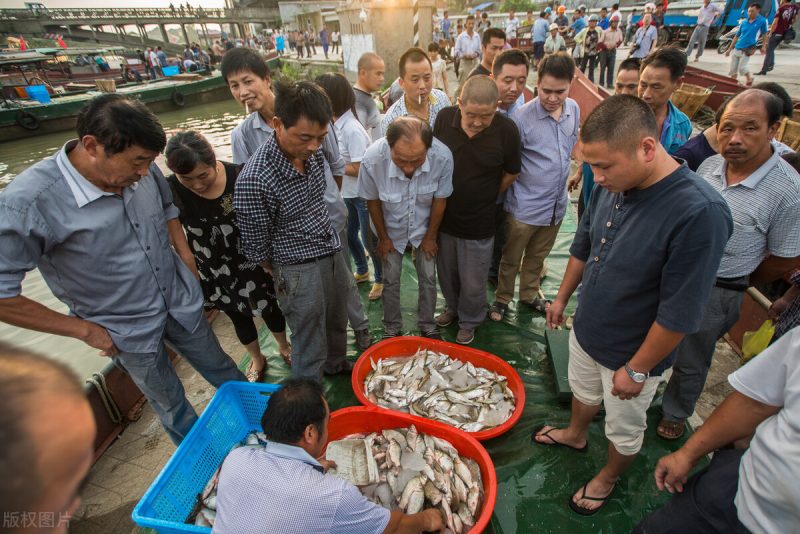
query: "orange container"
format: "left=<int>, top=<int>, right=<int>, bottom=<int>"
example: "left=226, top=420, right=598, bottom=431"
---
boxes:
left=352, top=336, right=526, bottom=441
left=326, top=406, right=497, bottom=534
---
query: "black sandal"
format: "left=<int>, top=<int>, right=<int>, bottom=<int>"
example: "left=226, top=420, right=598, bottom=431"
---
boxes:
left=520, top=297, right=551, bottom=313
left=531, top=425, right=588, bottom=453
left=568, top=482, right=615, bottom=516
left=488, top=302, right=508, bottom=322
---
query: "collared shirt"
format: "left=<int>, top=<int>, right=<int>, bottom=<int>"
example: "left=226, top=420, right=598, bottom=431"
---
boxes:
left=433, top=106, right=521, bottom=239
left=631, top=25, right=658, bottom=58
left=380, top=89, right=451, bottom=136
left=0, top=141, right=203, bottom=353
left=234, top=133, right=341, bottom=265
left=601, top=27, right=623, bottom=49
left=498, top=92, right=526, bottom=117
left=533, top=17, right=550, bottom=42
left=358, top=138, right=454, bottom=253
left=505, top=97, right=580, bottom=226
left=213, top=442, right=390, bottom=534
left=354, top=87, right=381, bottom=142
left=335, top=109, right=372, bottom=199
left=231, top=111, right=274, bottom=165
left=571, top=16, right=588, bottom=33
left=505, top=16, right=521, bottom=38
left=599, top=16, right=611, bottom=29
left=660, top=100, right=692, bottom=155
left=545, top=33, right=567, bottom=53
left=572, top=164, right=733, bottom=374
left=696, top=2, right=722, bottom=26
left=454, top=31, right=482, bottom=58
left=699, top=151, right=800, bottom=278
left=735, top=15, right=768, bottom=49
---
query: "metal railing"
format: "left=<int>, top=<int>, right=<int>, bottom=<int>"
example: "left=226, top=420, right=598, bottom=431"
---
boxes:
left=0, top=7, right=269, bottom=21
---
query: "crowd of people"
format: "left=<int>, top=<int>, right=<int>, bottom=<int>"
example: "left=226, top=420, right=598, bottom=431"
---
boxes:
left=1, top=5, right=800, bottom=531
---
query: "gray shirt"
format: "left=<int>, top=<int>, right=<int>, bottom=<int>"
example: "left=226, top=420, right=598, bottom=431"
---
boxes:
left=230, top=113, right=347, bottom=233
left=358, top=138, right=454, bottom=253
left=0, top=141, right=203, bottom=353
left=354, top=87, right=381, bottom=142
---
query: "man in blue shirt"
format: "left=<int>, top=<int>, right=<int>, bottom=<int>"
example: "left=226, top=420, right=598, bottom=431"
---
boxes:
left=726, top=2, right=769, bottom=86
left=638, top=47, right=692, bottom=155
left=598, top=7, right=611, bottom=29
left=570, top=7, right=588, bottom=36
left=214, top=379, right=444, bottom=533
left=533, top=10, right=551, bottom=63
left=0, top=95, right=245, bottom=445
left=536, top=95, right=731, bottom=516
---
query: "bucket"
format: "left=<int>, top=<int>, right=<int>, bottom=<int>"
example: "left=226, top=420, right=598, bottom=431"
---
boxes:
left=326, top=406, right=497, bottom=534
left=672, top=83, right=713, bottom=119
left=163, top=65, right=180, bottom=77
left=352, top=336, right=526, bottom=441
left=24, top=85, right=51, bottom=104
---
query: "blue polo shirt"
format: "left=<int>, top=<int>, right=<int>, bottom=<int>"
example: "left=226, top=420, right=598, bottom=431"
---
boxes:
left=735, top=15, right=768, bottom=49
left=571, top=16, right=588, bottom=33
left=571, top=164, right=732, bottom=375
left=660, top=100, right=692, bottom=155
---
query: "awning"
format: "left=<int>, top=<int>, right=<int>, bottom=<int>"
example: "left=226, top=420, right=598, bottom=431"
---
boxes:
left=469, top=1, right=495, bottom=13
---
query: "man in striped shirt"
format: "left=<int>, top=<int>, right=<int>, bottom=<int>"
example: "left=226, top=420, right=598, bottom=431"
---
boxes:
left=658, top=89, right=800, bottom=440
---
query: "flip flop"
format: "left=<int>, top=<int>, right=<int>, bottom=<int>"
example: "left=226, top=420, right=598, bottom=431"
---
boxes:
left=656, top=418, right=685, bottom=440
left=488, top=302, right=508, bottom=322
left=245, top=361, right=266, bottom=383
left=568, top=482, right=615, bottom=516
left=531, top=425, right=588, bottom=453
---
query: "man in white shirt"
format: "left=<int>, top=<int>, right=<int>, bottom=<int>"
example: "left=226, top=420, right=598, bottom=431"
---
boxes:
left=633, top=326, right=800, bottom=534
left=686, top=0, right=722, bottom=61
left=454, top=15, right=482, bottom=99
left=505, top=10, right=521, bottom=39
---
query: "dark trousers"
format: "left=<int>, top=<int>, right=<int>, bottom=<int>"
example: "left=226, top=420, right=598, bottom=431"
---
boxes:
left=489, top=204, right=507, bottom=280
left=225, top=304, right=286, bottom=346
left=332, top=41, right=339, bottom=54
left=579, top=54, right=598, bottom=83
left=598, top=48, right=617, bottom=88
left=633, top=448, right=751, bottom=534
left=761, top=33, right=785, bottom=73
left=533, top=41, right=545, bottom=62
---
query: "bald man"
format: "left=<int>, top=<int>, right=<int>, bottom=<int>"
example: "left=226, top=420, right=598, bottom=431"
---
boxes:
left=354, top=52, right=386, bottom=142
left=0, top=343, right=95, bottom=533
left=433, top=76, right=521, bottom=344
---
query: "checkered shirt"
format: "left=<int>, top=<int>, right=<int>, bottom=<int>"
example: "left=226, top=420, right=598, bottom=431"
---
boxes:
left=233, top=132, right=341, bottom=265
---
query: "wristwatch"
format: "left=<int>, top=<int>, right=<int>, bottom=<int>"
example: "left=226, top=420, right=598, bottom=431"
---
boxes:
left=624, top=362, right=648, bottom=383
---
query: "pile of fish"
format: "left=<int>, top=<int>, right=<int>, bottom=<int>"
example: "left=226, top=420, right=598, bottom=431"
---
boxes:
left=187, top=431, right=268, bottom=527
left=326, top=425, right=483, bottom=534
left=364, top=348, right=516, bottom=432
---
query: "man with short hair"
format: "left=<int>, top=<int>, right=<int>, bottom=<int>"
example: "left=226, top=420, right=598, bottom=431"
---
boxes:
left=490, top=53, right=580, bottom=320
left=434, top=76, right=521, bottom=344
left=0, top=95, right=246, bottom=445
left=477, top=11, right=492, bottom=36
left=469, top=27, right=506, bottom=78
left=214, top=378, right=444, bottom=533
left=598, top=7, right=610, bottom=29
left=505, top=10, right=521, bottom=40
left=234, top=81, right=351, bottom=381
left=381, top=48, right=451, bottom=135
left=658, top=89, right=800, bottom=441
left=0, top=344, right=96, bottom=532
left=686, top=0, right=722, bottom=62
left=598, top=17, right=623, bottom=89
left=570, top=7, right=588, bottom=36
left=359, top=117, right=454, bottom=339
left=538, top=94, right=732, bottom=516
left=354, top=52, right=385, bottom=143
left=726, top=2, right=769, bottom=86
left=639, top=47, right=692, bottom=154
left=156, top=46, right=168, bottom=69
left=634, top=328, right=800, bottom=533
left=454, top=16, right=482, bottom=99
left=757, top=0, right=799, bottom=75
left=319, top=25, right=330, bottom=59
left=533, top=11, right=551, bottom=65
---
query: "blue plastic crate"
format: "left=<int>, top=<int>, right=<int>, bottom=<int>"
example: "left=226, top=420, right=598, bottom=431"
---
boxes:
left=132, top=382, right=281, bottom=533
left=162, top=65, right=180, bottom=76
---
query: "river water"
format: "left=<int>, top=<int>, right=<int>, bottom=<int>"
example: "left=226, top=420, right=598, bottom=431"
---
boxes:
left=0, top=98, right=246, bottom=378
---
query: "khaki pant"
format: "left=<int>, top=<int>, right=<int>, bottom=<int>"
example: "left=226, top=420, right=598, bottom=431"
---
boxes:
left=456, top=58, right=477, bottom=99
left=495, top=214, right=560, bottom=305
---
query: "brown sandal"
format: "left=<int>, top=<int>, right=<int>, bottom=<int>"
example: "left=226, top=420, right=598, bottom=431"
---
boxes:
left=657, top=418, right=685, bottom=440
left=245, top=360, right=266, bottom=383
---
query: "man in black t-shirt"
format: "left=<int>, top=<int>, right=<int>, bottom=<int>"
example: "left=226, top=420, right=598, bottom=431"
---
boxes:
left=468, top=28, right=506, bottom=80
left=433, top=76, right=521, bottom=344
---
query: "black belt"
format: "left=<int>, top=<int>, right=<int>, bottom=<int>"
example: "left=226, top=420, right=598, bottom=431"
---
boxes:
left=291, top=251, right=336, bottom=265
left=715, top=276, right=749, bottom=292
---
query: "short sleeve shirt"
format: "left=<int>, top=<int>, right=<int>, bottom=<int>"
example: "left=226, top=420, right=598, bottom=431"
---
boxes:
left=380, top=89, right=451, bottom=136
left=231, top=111, right=274, bottom=165
left=728, top=328, right=800, bottom=534
left=358, top=138, right=454, bottom=252
left=571, top=164, right=733, bottom=374
left=735, top=15, right=768, bottom=49
left=354, top=87, right=381, bottom=142
left=433, top=106, right=521, bottom=239
left=775, top=3, right=799, bottom=34
left=334, top=110, right=372, bottom=199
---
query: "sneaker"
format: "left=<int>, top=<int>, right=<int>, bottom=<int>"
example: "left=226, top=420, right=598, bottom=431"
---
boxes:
left=369, top=282, right=384, bottom=300
left=435, top=310, right=458, bottom=327
left=456, top=328, right=475, bottom=345
left=382, top=330, right=401, bottom=340
left=355, top=328, right=373, bottom=350
left=420, top=329, right=443, bottom=340
left=354, top=271, right=370, bottom=284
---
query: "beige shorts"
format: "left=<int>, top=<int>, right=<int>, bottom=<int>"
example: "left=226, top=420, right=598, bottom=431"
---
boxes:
left=568, top=329, right=663, bottom=456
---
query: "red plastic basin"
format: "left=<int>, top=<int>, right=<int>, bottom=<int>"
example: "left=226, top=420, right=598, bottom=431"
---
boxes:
left=326, top=406, right=497, bottom=534
left=352, top=336, right=526, bottom=441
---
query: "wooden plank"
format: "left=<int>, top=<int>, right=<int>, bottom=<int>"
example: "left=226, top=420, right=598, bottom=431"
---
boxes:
left=545, top=328, right=572, bottom=402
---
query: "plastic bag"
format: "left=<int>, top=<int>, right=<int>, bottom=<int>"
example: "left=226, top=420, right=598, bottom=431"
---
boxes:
left=741, top=320, right=775, bottom=364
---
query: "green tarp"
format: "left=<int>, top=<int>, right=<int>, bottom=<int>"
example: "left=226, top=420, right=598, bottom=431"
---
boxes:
left=239, top=208, right=696, bottom=533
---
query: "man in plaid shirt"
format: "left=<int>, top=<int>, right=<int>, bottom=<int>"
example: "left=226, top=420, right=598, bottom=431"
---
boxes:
left=234, top=81, right=351, bottom=381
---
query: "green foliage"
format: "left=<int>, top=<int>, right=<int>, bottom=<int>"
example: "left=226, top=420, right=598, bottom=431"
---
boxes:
left=500, top=0, right=537, bottom=12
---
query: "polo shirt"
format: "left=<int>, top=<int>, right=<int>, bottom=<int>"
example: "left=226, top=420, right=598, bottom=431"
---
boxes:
left=433, top=106, right=521, bottom=239
left=698, top=152, right=800, bottom=278
left=571, top=16, right=588, bottom=33
left=468, top=63, right=492, bottom=78
left=735, top=15, right=768, bottom=49
left=231, top=111, right=273, bottom=165
left=533, top=17, right=550, bottom=41
left=571, top=164, right=733, bottom=374
left=213, top=442, right=390, bottom=533
left=358, top=138, right=454, bottom=253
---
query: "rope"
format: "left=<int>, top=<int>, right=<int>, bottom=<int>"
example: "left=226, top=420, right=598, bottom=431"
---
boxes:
left=85, top=372, right=123, bottom=424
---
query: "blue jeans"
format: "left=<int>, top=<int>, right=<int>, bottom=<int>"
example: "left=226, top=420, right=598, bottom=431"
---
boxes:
left=113, top=315, right=245, bottom=445
left=344, top=197, right=383, bottom=282
left=761, top=33, right=785, bottom=73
